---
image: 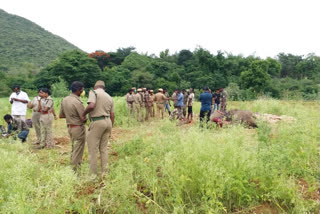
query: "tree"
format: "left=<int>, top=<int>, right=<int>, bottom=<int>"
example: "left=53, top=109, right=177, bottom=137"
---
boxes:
left=88, top=50, right=110, bottom=71
left=240, top=60, right=271, bottom=93
left=35, top=50, right=101, bottom=89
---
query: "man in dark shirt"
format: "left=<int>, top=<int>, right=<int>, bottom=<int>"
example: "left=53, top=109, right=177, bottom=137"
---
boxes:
left=212, top=89, right=220, bottom=113
left=199, top=87, right=212, bottom=123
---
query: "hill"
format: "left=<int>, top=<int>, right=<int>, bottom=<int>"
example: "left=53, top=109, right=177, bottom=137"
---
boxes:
left=0, top=9, right=81, bottom=72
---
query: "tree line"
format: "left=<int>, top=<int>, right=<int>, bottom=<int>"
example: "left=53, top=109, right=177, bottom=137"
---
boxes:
left=0, top=47, right=319, bottom=100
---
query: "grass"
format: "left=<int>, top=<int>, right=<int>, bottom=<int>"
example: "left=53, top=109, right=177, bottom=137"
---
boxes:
left=0, top=97, right=319, bottom=213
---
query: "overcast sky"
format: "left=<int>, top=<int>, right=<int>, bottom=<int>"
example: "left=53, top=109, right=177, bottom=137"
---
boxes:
left=1, top=0, right=320, bottom=58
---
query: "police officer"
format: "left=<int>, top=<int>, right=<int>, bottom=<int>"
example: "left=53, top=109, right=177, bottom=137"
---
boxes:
left=27, top=89, right=43, bottom=145
left=59, top=81, right=86, bottom=171
left=154, top=88, right=169, bottom=119
left=133, top=89, right=143, bottom=121
left=82, top=80, right=115, bottom=176
left=36, top=88, right=54, bottom=149
left=125, top=89, right=134, bottom=114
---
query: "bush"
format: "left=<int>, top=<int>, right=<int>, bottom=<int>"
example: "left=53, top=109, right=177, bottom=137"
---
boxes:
left=51, top=78, right=70, bottom=97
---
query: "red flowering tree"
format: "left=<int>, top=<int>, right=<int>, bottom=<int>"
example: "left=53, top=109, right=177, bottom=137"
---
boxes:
left=88, top=50, right=110, bottom=71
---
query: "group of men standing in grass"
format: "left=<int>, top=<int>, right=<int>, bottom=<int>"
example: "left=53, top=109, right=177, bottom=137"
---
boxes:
left=125, top=86, right=227, bottom=124
left=125, top=88, right=196, bottom=122
left=3, top=81, right=114, bottom=178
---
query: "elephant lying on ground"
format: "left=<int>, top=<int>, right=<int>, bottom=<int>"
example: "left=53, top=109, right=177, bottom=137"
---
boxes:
left=225, top=109, right=258, bottom=128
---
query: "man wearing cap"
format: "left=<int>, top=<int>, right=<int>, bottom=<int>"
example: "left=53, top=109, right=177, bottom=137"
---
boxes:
left=82, top=80, right=115, bottom=176
left=134, top=89, right=143, bottom=121
left=154, top=88, right=168, bottom=119
left=59, top=81, right=86, bottom=171
left=199, top=87, right=213, bottom=123
left=144, top=88, right=151, bottom=121
left=125, top=89, right=134, bottom=114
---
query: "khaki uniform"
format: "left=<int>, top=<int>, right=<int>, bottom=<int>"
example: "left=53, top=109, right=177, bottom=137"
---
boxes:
left=144, top=91, right=151, bottom=120
left=133, top=93, right=142, bottom=121
left=125, top=93, right=134, bottom=114
left=154, top=92, right=167, bottom=119
left=172, top=92, right=178, bottom=108
left=87, top=89, right=114, bottom=175
left=40, top=96, right=54, bottom=148
left=60, top=94, right=86, bottom=170
left=220, top=90, right=228, bottom=112
left=149, top=94, right=155, bottom=117
left=29, top=96, right=42, bottom=144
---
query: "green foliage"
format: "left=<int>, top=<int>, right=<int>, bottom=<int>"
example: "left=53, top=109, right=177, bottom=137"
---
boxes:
left=34, top=50, right=102, bottom=89
left=240, top=60, right=271, bottom=93
left=51, top=77, right=70, bottom=97
left=0, top=9, right=80, bottom=72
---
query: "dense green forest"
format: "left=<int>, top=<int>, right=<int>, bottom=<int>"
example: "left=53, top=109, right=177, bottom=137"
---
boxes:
left=1, top=47, right=319, bottom=100
left=0, top=9, right=79, bottom=72
left=0, top=9, right=319, bottom=100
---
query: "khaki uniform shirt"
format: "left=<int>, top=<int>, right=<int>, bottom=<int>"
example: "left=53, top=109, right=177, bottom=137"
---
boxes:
left=154, top=92, right=167, bottom=104
left=133, top=93, right=142, bottom=105
left=125, top=93, right=134, bottom=103
left=29, top=96, right=41, bottom=111
left=60, top=93, right=85, bottom=125
left=87, top=89, right=114, bottom=118
left=40, top=96, right=53, bottom=112
left=172, top=92, right=177, bottom=106
left=149, top=94, right=155, bottom=105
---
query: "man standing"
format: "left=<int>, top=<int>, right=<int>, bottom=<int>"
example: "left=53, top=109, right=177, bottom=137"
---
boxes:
left=164, top=88, right=171, bottom=116
left=220, top=88, right=228, bottom=113
left=9, top=85, right=30, bottom=122
left=149, top=90, right=155, bottom=117
left=212, top=89, right=220, bottom=113
left=59, top=81, right=86, bottom=171
left=144, top=88, right=151, bottom=121
left=182, top=89, right=188, bottom=117
left=3, top=114, right=29, bottom=142
left=125, top=89, right=134, bottom=114
left=27, top=89, right=43, bottom=145
left=133, top=89, right=143, bottom=121
left=187, top=89, right=194, bottom=122
left=199, top=87, right=212, bottom=123
left=82, top=80, right=114, bottom=177
left=154, top=88, right=168, bottom=119
left=177, top=89, right=184, bottom=120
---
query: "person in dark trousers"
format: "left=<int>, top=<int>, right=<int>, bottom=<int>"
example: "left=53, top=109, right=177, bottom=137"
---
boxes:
left=3, top=114, right=29, bottom=142
left=199, top=87, right=212, bottom=123
left=212, top=89, right=220, bottom=113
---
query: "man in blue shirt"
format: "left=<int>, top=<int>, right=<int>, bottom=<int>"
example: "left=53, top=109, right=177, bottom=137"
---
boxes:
left=199, top=87, right=212, bottom=123
left=177, top=89, right=184, bottom=119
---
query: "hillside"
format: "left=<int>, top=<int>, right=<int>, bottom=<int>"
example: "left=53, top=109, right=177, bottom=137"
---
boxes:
left=0, top=9, right=81, bottom=72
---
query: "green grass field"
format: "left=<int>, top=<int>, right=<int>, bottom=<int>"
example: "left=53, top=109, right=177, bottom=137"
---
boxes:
left=0, top=97, right=319, bottom=213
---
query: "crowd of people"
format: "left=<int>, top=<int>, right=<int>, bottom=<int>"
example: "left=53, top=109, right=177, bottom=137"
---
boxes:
left=2, top=82, right=229, bottom=177
left=125, top=86, right=228, bottom=124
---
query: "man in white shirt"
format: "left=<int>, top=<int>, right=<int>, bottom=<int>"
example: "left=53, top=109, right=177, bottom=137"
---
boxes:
left=187, top=88, right=195, bottom=122
left=9, top=85, right=30, bottom=122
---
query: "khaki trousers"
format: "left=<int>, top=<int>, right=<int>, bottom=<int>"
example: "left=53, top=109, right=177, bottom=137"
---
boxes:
left=32, top=112, right=41, bottom=144
left=133, top=103, right=141, bottom=121
left=68, top=125, right=86, bottom=170
left=157, top=104, right=165, bottom=119
left=127, top=103, right=133, bottom=114
left=40, top=114, right=54, bottom=148
left=87, top=118, right=112, bottom=175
